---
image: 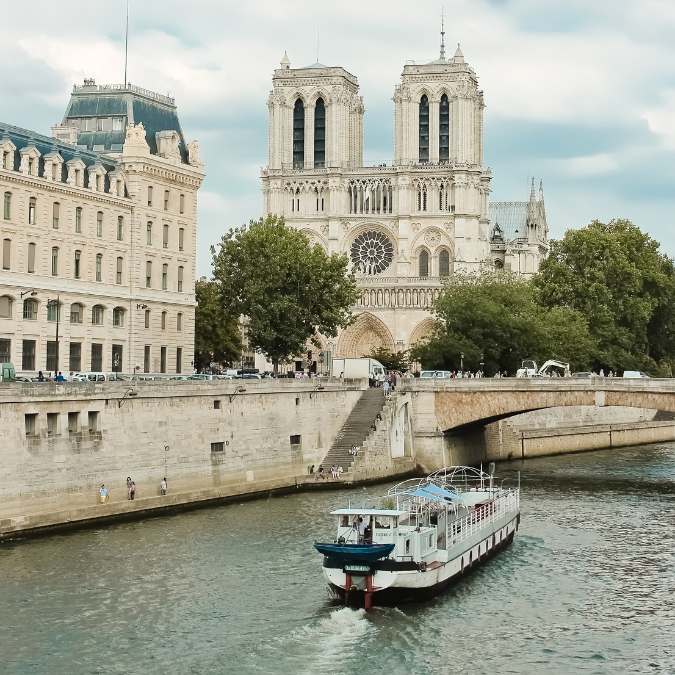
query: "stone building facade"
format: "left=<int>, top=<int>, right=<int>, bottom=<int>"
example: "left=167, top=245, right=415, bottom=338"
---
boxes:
left=0, top=82, right=204, bottom=375
left=261, top=44, right=548, bottom=362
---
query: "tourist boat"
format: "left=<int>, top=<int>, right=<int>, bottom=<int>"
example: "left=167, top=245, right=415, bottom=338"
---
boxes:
left=313, top=465, right=520, bottom=608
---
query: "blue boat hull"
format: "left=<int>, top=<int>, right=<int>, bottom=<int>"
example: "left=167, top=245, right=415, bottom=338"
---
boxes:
left=314, top=542, right=394, bottom=563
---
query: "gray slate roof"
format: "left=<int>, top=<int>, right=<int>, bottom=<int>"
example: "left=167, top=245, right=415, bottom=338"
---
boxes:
left=489, top=201, right=529, bottom=241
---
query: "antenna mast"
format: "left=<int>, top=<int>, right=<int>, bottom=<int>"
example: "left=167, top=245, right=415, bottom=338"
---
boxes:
left=440, top=7, right=446, bottom=60
left=124, top=0, right=129, bottom=87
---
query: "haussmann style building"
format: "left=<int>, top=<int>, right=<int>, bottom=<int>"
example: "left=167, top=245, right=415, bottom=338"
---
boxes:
left=261, top=40, right=548, bottom=363
left=0, top=80, right=204, bottom=375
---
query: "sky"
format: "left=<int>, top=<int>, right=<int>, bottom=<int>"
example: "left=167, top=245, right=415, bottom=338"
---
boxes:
left=2, top=0, right=675, bottom=275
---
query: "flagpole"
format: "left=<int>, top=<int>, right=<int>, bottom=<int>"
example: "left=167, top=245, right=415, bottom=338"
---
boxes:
left=124, top=0, right=129, bottom=87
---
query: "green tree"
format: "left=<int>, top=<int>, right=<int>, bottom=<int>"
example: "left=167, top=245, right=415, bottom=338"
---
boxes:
left=194, top=279, right=242, bottom=371
left=367, top=347, right=410, bottom=372
left=211, top=215, right=359, bottom=371
left=534, top=219, right=675, bottom=374
left=411, top=272, right=595, bottom=374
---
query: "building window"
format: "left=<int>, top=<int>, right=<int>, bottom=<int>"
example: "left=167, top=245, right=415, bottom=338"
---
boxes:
left=27, top=242, right=35, bottom=273
left=419, top=249, right=429, bottom=278
left=439, top=249, right=450, bottom=277
left=117, top=216, right=123, bottom=241
left=46, top=341, right=58, bottom=372
left=162, top=263, right=168, bottom=290
left=116, top=257, right=123, bottom=285
left=161, top=311, right=167, bottom=330
left=74, top=250, right=81, bottom=279
left=179, top=193, right=185, bottom=214
left=91, top=344, right=103, bottom=372
left=419, top=94, right=429, bottom=162
left=75, top=207, right=82, bottom=233
left=92, top=305, right=104, bottom=325
left=22, top=339, right=36, bottom=370
left=113, top=307, right=124, bottom=327
left=0, top=295, right=12, bottom=318
left=439, top=94, right=450, bottom=162
left=163, top=223, right=169, bottom=248
left=70, top=303, right=83, bottom=324
left=164, top=190, right=169, bottom=211
left=52, top=202, right=60, bottom=229
left=177, top=312, right=182, bottom=331
left=214, top=400, right=221, bottom=410
left=96, top=211, right=103, bottom=237
left=290, top=434, right=302, bottom=447
left=147, top=185, right=153, bottom=207
left=144, top=309, right=150, bottom=328
left=68, top=412, right=79, bottom=434
left=178, top=227, right=184, bottom=251
left=69, top=342, right=81, bottom=371
left=176, top=347, right=182, bottom=374
left=23, top=298, right=38, bottom=320
left=293, top=98, right=305, bottom=169
left=147, top=221, right=153, bottom=245
left=111, top=344, right=123, bottom=372
left=51, top=246, right=59, bottom=276
left=28, top=197, right=36, bottom=225
left=3, top=192, right=10, bottom=220
left=144, top=345, right=151, bottom=372
left=177, top=266, right=183, bottom=292
left=2, top=238, right=10, bottom=270
left=211, top=442, right=224, bottom=453
left=88, top=410, right=100, bottom=433
left=0, top=338, right=11, bottom=363
left=146, top=260, right=152, bottom=287
left=314, top=97, right=325, bottom=168
left=96, top=253, right=102, bottom=282
left=160, top=346, right=167, bottom=373
left=47, top=300, right=60, bottom=323
left=25, top=413, right=37, bottom=436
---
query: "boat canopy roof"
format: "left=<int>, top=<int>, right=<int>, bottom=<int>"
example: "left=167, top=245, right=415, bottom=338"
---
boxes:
left=331, top=508, right=406, bottom=517
left=412, top=483, right=457, bottom=502
left=455, top=491, right=494, bottom=507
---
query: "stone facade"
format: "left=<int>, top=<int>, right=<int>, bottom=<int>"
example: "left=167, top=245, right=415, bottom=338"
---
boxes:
left=261, top=44, right=548, bottom=361
left=0, top=82, right=204, bottom=375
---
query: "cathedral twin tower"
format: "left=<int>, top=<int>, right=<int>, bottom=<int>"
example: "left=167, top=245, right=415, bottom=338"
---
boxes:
left=261, top=43, right=548, bottom=359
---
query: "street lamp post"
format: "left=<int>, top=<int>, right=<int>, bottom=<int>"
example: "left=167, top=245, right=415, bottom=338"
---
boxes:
left=460, top=352, right=464, bottom=371
left=480, top=352, right=485, bottom=375
left=47, top=295, right=60, bottom=374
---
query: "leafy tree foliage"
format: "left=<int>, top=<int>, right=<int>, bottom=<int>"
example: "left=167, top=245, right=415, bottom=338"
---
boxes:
left=534, top=219, right=675, bottom=375
left=411, top=272, right=595, bottom=374
left=211, top=215, right=359, bottom=370
left=194, top=279, right=242, bottom=370
left=367, top=347, right=410, bottom=372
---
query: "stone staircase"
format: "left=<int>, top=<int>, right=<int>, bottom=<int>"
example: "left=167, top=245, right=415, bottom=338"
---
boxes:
left=319, top=388, right=386, bottom=473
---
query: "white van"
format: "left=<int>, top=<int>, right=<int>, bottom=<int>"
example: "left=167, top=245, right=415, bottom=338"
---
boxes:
left=420, top=370, right=453, bottom=379
left=622, top=371, right=650, bottom=379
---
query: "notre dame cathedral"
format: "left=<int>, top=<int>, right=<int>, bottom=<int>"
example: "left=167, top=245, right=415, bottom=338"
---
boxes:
left=261, top=37, right=548, bottom=362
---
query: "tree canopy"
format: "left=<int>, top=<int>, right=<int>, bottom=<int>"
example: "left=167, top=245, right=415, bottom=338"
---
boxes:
left=211, top=215, right=359, bottom=370
left=367, top=347, right=410, bottom=372
left=411, top=272, right=595, bottom=374
left=194, top=279, right=242, bottom=370
left=534, top=219, right=675, bottom=375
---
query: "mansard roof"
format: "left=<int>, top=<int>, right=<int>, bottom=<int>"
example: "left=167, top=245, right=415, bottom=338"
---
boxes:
left=61, top=81, right=188, bottom=162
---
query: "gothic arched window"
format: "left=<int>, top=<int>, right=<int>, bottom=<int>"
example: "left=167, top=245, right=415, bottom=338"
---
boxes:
left=439, top=249, right=450, bottom=277
left=439, top=94, right=449, bottom=162
left=293, top=99, right=304, bottom=169
left=314, top=98, right=325, bottom=168
left=419, top=249, right=429, bottom=277
left=419, top=95, right=429, bottom=162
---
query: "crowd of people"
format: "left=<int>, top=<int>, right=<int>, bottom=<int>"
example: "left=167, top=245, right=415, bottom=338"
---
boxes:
left=97, top=476, right=168, bottom=504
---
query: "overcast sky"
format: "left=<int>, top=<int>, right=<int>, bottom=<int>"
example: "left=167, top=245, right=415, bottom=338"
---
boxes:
left=2, top=0, right=675, bottom=274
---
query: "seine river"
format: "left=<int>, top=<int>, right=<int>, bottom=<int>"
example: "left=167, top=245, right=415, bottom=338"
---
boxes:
left=2, top=443, right=674, bottom=674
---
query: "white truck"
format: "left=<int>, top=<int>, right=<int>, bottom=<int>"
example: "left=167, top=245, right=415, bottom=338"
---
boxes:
left=516, top=359, right=571, bottom=378
left=331, top=357, right=386, bottom=383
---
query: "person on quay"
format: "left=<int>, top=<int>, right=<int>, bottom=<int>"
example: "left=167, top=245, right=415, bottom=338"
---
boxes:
left=98, top=484, right=109, bottom=504
left=160, top=477, right=167, bottom=496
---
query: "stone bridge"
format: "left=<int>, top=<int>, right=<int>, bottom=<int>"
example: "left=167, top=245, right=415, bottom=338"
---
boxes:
left=399, top=378, right=675, bottom=469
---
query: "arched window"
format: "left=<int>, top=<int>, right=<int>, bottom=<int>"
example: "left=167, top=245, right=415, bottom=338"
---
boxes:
left=47, top=299, right=60, bottom=322
left=3, top=191, right=10, bottom=220
left=293, top=98, right=305, bottom=169
left=419, top=95, right=429, bottom=162
left=0, top=295, right=13, bottom=319
left=439, top=94, right=449, bottom=162
left=419, top=249, right=429, bottom=277
left=314, top=97, right=325, bottom=168
left=91, top=305, right=105, bottom=325
left=113, top=307, right=125, bottom=327
left=51, top=246, right=59, bottom=276
left=95, top=253, right=103, bottom=282
left=439, top=249, right=450, bottom=277
left=23, top=298, right=38, bottom=320
left=70, top=303, right=83, bottom=324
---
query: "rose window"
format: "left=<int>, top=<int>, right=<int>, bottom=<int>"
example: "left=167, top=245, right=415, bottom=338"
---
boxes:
left=350, top=231, right=394, bottom=275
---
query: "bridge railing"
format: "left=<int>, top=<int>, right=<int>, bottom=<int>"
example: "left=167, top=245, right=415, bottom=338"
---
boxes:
left=400, top=378, right=675, bottom=393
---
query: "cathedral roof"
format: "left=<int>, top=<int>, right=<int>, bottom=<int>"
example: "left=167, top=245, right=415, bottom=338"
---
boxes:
left=489, top=202, right=529, bottom=241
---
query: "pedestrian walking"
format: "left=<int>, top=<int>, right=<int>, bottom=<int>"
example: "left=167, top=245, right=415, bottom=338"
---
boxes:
left=98, top=484, right=109, bottom=504
left=383, top=380, right=390, bottom=397
left=126, top=476, right=133, bottom=500
left=129, top=481, right=136, bottom=500
left=160, top=477, right=167, bottom=495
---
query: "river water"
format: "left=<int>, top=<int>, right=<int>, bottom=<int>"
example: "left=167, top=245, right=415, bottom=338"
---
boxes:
left=2, top=443, right=674, bottom=675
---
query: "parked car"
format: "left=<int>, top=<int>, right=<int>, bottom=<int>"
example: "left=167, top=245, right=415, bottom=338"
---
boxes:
left=571, top=372, right=593, bottom=378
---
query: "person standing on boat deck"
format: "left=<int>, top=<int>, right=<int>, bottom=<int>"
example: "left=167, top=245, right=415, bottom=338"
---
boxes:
left=357, top=516, right=368, bottom=543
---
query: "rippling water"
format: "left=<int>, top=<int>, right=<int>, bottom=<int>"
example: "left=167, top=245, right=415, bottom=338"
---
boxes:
left=1, top=443, right=674, bottom=674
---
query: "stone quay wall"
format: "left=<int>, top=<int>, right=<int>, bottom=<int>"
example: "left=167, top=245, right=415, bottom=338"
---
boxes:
left=0, top=379, right=364, bottom=538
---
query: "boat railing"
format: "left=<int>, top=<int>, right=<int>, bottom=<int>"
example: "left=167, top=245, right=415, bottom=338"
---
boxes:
left=449, top=490, right=519, bottom=545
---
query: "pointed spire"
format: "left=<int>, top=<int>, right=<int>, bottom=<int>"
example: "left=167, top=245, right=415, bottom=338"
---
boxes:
left=440, top=8, right=446, bottom=61
left=453, top=43, right=464, bottom=62
left=538, top=179, right=544, bottom=201
left=280, top=50, right=290, bottom=69
left=529, top=177, right=536, bottom=200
